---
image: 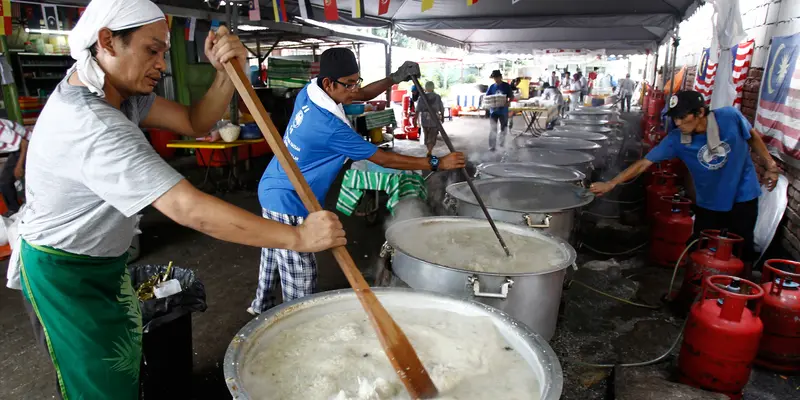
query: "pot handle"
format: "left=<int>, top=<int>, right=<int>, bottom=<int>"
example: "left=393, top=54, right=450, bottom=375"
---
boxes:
left=375, top=242, right=395, bottom=287
left=523, top=213, right=551, bottom=228
left=379, top=242, right=394, bottom=258
left=443, top=193, right=458, bottom=214
left=467, top=275, right=513, bottom=299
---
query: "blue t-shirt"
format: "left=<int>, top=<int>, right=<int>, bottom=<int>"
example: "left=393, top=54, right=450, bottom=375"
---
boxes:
left=645, top=106, right=760, bottom=212
left=486, top=82, right=513, bottom=116
left=258, top=85, right=378, bottom=217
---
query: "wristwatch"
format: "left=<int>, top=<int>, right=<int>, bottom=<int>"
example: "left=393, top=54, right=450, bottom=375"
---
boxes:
left=429, top=155, right=440, bottom=171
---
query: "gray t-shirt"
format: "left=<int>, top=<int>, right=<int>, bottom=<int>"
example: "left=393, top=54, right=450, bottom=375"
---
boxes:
left=416, top=92, right=443, bottom=127
left=618, top=78, right=636, bottom=96
left=19, top=80, right=183, bottom=257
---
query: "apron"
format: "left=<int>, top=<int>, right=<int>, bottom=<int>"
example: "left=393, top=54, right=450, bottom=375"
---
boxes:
left=20, top=239, right=141, bottom=400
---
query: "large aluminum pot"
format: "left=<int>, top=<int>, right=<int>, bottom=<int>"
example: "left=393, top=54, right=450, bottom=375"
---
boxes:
left=445, top=177, right=595, bottom=241
left=502, top=148, right=595, bottom=175
left=384, top=217, right=576, bottom=341
left=541, top=129, right=609, bottom=146
left=554, top=124, right=613, bottom=134
left=561, top=118, right=609, bottom=127
left=568, top=108, right=615, bottom=121
left=477, top=161, right=585, bottom=184
left=224, top=288, right=564, bottom=399
left=515, top=136, right=602, bottom=158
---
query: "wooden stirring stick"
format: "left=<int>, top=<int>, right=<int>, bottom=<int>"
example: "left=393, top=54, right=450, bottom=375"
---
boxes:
left=224, top=62, right=439, bottom=399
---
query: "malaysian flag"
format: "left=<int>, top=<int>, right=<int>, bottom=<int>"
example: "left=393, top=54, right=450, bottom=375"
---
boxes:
left=693, top=39, right=755, bottom=108
left=756, top=33, right=800, bottom=160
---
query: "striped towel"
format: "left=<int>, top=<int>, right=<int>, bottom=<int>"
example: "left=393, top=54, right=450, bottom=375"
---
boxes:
left=336, top=170, right=427, bottom=216
left=349, top=109, right=397, bottom=131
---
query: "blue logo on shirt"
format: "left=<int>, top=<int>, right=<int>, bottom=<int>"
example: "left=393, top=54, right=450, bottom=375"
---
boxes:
left=697, top=142, right=731, bottom=170
left=292, top=109, right=304, bottom=129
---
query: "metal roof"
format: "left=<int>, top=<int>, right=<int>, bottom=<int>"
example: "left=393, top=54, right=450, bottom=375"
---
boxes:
left=269, top=0, right=702, bottom=55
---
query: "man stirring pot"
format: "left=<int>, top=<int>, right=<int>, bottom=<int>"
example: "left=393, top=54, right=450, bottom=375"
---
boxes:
left=16, top=1, right=344, bottom=398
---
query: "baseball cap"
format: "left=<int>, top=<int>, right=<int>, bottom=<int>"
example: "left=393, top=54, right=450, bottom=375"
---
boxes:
left=666, top=91, right=706, bottom=118
left=490, top=70, right=502, bottom=78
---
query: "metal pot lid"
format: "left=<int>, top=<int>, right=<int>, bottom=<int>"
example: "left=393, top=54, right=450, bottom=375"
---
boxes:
left=478, top=162, right=586, bottom=182
left=385, top=216, right=576, bottom=276
left=561, top=119, right=609, bottom=126
left=569, top=108, right=614, bottom=115
left=541, top=130, right=609, bottom=142
left=446, top=177, right=595, bottom=213
left=517, top=136, right=602, bottom=151
left=554, top=125, right=612, bottom=134
left=503, top=148, right=595, bottom=165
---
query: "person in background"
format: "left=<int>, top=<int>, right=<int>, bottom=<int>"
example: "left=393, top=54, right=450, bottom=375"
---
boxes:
left=579, top=71, right=588, bottom=104
left=17, top=2, right=346, bottom=398
left=549, top=70, right=560, bottom=89
left=617, top=73, right=636, bottom=112
left=541, top=82, right=565, bottom=120
left=590, top=91, right=779, bottom=274
left=416, top=80, right=444, bottom=157
left=0, top=119, right=31, bottom=214
left=253, top=48, right=466, bottom=315
left=588, top=67, right=598, bottom=96
left=566, top=73, right=582, bottom=112
left=486, top=69, right=514, bottom=151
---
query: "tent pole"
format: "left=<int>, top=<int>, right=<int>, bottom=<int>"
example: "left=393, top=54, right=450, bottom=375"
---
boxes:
left=651, top=50, right=659, bottom=87
left=385, top=26, right=393, bottom=102
left=661, top=42, right=670, bottom=90
left=665, top=27, right=680, bottom=128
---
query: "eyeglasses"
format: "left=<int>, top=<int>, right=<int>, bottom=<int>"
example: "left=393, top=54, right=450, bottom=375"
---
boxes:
left=334, top=77, right=363, bottom=90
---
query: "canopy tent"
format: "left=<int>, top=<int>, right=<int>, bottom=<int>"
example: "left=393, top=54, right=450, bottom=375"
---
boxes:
left=36, top=0, right=701, bottom=55
left=260, top=0, right=702, bottom=55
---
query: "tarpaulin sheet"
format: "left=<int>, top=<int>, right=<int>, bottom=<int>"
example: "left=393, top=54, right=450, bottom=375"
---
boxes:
left=281, top=0, right=702, bottom=54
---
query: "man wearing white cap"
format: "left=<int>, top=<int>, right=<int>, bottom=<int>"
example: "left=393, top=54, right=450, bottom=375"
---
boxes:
left=15, top=1, right=345, bottom=398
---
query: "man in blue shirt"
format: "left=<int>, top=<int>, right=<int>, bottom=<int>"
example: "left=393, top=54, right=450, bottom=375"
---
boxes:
left=590, top=91, right=780, bottom=266
left=249, top=48, right=466, bottom=314
left=486, top=70, right=515, bottom=151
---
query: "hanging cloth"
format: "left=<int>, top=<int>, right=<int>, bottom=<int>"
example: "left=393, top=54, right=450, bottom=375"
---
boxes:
left=708, top=0, right=746, bottom=108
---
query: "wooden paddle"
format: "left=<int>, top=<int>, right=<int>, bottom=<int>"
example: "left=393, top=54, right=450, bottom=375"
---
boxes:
left=224, top=62, right=439, bottom=399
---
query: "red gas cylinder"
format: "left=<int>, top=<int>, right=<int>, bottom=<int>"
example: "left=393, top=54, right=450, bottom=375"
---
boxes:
left=643, top=126, right=667, bottom=151
left=755, top=259, right=800, bottom=372
left=645, top=160, right=680, bottom=186
left=646, top=172, right=678, bottom=221
left=678, top=230, right=746, bottom=308
left=641, top=115, right=660, bottom=136
left=650, top=195, right=694, bottom=268
left=679, top=275, right=765, bottom=400
left=647, top=90, right=665, bottom=118
left=642, top=88, right=653, bottom=115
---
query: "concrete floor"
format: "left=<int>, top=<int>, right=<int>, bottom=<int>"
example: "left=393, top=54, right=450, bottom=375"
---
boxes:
left=2, top=115, right=799, bottom=399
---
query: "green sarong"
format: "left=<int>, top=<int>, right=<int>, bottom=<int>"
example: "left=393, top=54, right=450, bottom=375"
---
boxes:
left=20, top=240, right=142, bottom=400
left=336, top=170, right=428, bottom=216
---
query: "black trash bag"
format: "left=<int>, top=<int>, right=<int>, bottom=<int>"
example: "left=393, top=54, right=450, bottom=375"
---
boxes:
left=128, top=264, right=207, bottom=333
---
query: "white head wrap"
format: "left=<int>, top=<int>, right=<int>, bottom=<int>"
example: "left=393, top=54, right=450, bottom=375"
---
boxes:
left=68, top=0, right=165, bottom=97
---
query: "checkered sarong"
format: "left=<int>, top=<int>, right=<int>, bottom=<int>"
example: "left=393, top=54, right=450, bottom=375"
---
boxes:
left=250, top=209, right=317, bottom=314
